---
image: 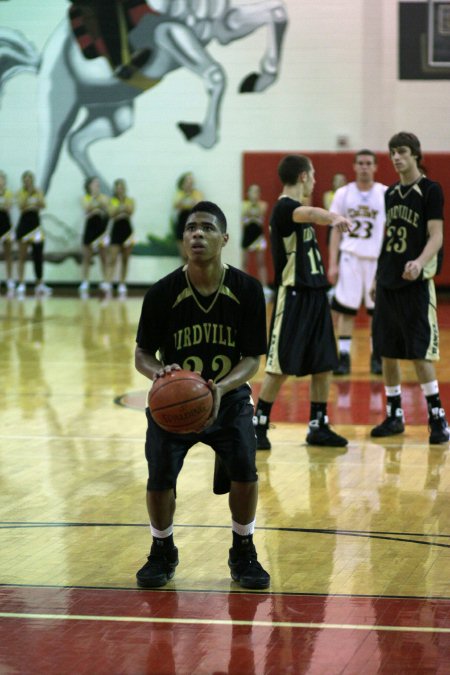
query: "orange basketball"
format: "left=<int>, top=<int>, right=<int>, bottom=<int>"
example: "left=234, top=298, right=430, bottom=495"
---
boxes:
left=147, top=369, right=213, bottom=434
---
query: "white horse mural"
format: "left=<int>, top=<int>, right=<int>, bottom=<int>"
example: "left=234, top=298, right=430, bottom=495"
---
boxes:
left=0, top=0, right=288, bottom=193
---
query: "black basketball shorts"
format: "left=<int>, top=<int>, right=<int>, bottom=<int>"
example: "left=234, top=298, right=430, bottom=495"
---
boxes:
left=144, top=386, right=258, bottom=492
left=266, top=286, right=338, bottom=376
left=372, top=280, right=440, bottom=360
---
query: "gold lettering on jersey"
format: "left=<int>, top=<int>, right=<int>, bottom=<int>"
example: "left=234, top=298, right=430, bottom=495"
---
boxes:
left=386, top=205, right=420, bottom=228
left=348, top=206, right=379, bottom=219
left=218, top=325, right=228, bottom=345
left=303, top=226, right=314, bottom=242
left=173, top=323, right=236, bottom=349
left=183, top=327, right=192, bottom=347
left=192, top=324, right=202, bottom=345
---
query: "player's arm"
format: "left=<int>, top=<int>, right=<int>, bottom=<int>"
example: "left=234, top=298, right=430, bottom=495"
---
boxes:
left=206, top=355, right=260, bottom=423
left=402, top=219, right=444, bottom=281
left=328, top=226, right=342, bottom=285
left=135, top=347, right=166, bottom=381
left=293, top=206, right=352, bottom=233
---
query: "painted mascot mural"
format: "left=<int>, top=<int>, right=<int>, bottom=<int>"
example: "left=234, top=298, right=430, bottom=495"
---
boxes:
left=0, top=0, right=288, bottom=193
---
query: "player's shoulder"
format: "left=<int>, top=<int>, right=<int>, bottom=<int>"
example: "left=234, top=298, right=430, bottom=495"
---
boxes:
left=273, top=195, right=298, bottom=209
left=420, top=175, right=442, bottom=191
left=335, top=182, right=353, bottom=198
left=374, top=182, right=388, bottom=193
left=144, top=266, right=185, bottom=299
left=224, top=264, right=264, bottom=294
left=386, top=181, right=400, bottom=198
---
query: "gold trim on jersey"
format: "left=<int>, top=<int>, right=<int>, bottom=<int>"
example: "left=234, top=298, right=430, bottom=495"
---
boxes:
left=281, top=232, right=297, bottom=287
left=393, top=178, right=423, bottom=200
left=173, top=266, right=240, bottom=313
left=265, top=286, right=287, bottom=374
left=423, top=255, right=439, bottom=280
left=425, top=279, right=440, bottom=361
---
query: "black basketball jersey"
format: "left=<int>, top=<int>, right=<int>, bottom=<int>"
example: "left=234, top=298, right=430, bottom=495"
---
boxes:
left=136, top=264, right=267, bottom=383
left=270, top=197, right=329, bottom=289
left=377, top=176, right=444, bottom=289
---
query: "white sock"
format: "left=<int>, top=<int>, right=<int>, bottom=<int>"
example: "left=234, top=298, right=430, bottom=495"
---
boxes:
left=338, top=337, right=351, bottom=354
left=150, top=524, right=173, bottom=539
left=232, top=519, right=255, bottom=536
left=420, top=380, right=439, bottom=397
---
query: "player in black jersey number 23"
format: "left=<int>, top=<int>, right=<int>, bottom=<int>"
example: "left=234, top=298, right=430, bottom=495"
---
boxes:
left=371, top=132, right=449, bottom=444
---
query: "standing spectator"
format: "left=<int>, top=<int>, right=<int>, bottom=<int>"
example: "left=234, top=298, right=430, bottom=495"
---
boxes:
left=135, top=200, right=270, bottom=589
left=172, top=172, right=203, bottom=260
left=109, top=178, right=135, bottom=297
left=241, top=184, right=272, bottom=301
left=323, top=173, right=347, bottom=211
left=16, top=171, right=51, bottom=297
left=371, top=132, right=449, bottom=444
left=79, top=176, right=110, bottom=297
left=328, top=150, right=387, bottom=375
left=253, top=155, right=352, bottom=451
left=0, top=171, right=15, bottom=296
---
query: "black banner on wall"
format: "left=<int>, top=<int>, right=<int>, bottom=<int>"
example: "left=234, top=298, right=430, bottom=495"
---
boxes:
left=399, top=1, right=450, bottom=79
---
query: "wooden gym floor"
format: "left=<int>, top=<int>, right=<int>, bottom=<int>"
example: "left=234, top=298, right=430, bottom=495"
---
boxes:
left=0, top=292, right=449, bottom=674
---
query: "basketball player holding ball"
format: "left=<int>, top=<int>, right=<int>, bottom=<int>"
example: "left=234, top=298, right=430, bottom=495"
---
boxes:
left=135, top=201, right=270, bottom=589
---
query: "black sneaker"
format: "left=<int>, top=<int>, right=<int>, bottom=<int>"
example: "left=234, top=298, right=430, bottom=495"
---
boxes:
left=428, top=408, right=450, bottom=444
left=370, top=354, right=382, bottom=375
left=136, top=544, right=179, bottom=588
left=371, top=409, right=405, bottom=437
left=333, top=352, right=350, bottom=376
left=253, top=414, right=271, bottom=450
left=228, top=544, right=270, bottom=589
left=306, top=417, right=348, bottom=447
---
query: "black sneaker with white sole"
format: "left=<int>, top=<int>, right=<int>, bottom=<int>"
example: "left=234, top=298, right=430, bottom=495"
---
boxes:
left=428, top=407, right=450, bottom=444
left=136, top=543, right=179, bottom=588
left=306, top=417, right=348, bottom=447
left=253, top=414, right=271, bottom=450
left=333, top=352, right=350, bottom=376
left=228, top=544, right=270, bottom=589
left=371, top=409, right=405, bottom=437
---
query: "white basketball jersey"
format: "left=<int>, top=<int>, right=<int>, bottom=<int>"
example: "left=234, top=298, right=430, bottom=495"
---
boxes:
left=330, top=182, right=387, bottom=258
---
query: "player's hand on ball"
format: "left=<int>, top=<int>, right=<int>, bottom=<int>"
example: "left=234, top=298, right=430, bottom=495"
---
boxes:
left=154, top=363, right=182, bottom=380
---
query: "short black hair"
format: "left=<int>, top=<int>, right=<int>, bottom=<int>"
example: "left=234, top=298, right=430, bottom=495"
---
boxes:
left=354, top=149, right=377, bottom=163
left=187, top=200, right=227, bottom=232
left=278, top=155, right=311, bottom=185
left=388, top=132, right=422, bottom=163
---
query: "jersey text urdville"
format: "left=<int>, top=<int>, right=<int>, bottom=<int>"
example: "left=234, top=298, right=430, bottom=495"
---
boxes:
left=174, top=324, right=236, bottom=349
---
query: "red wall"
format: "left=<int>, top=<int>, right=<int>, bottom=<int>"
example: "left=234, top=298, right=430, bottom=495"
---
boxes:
left=243, top=151, right=450, bottom=287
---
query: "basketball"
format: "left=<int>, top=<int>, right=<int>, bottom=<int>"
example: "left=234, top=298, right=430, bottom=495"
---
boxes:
left=147, top=369, right=213, bottom=434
